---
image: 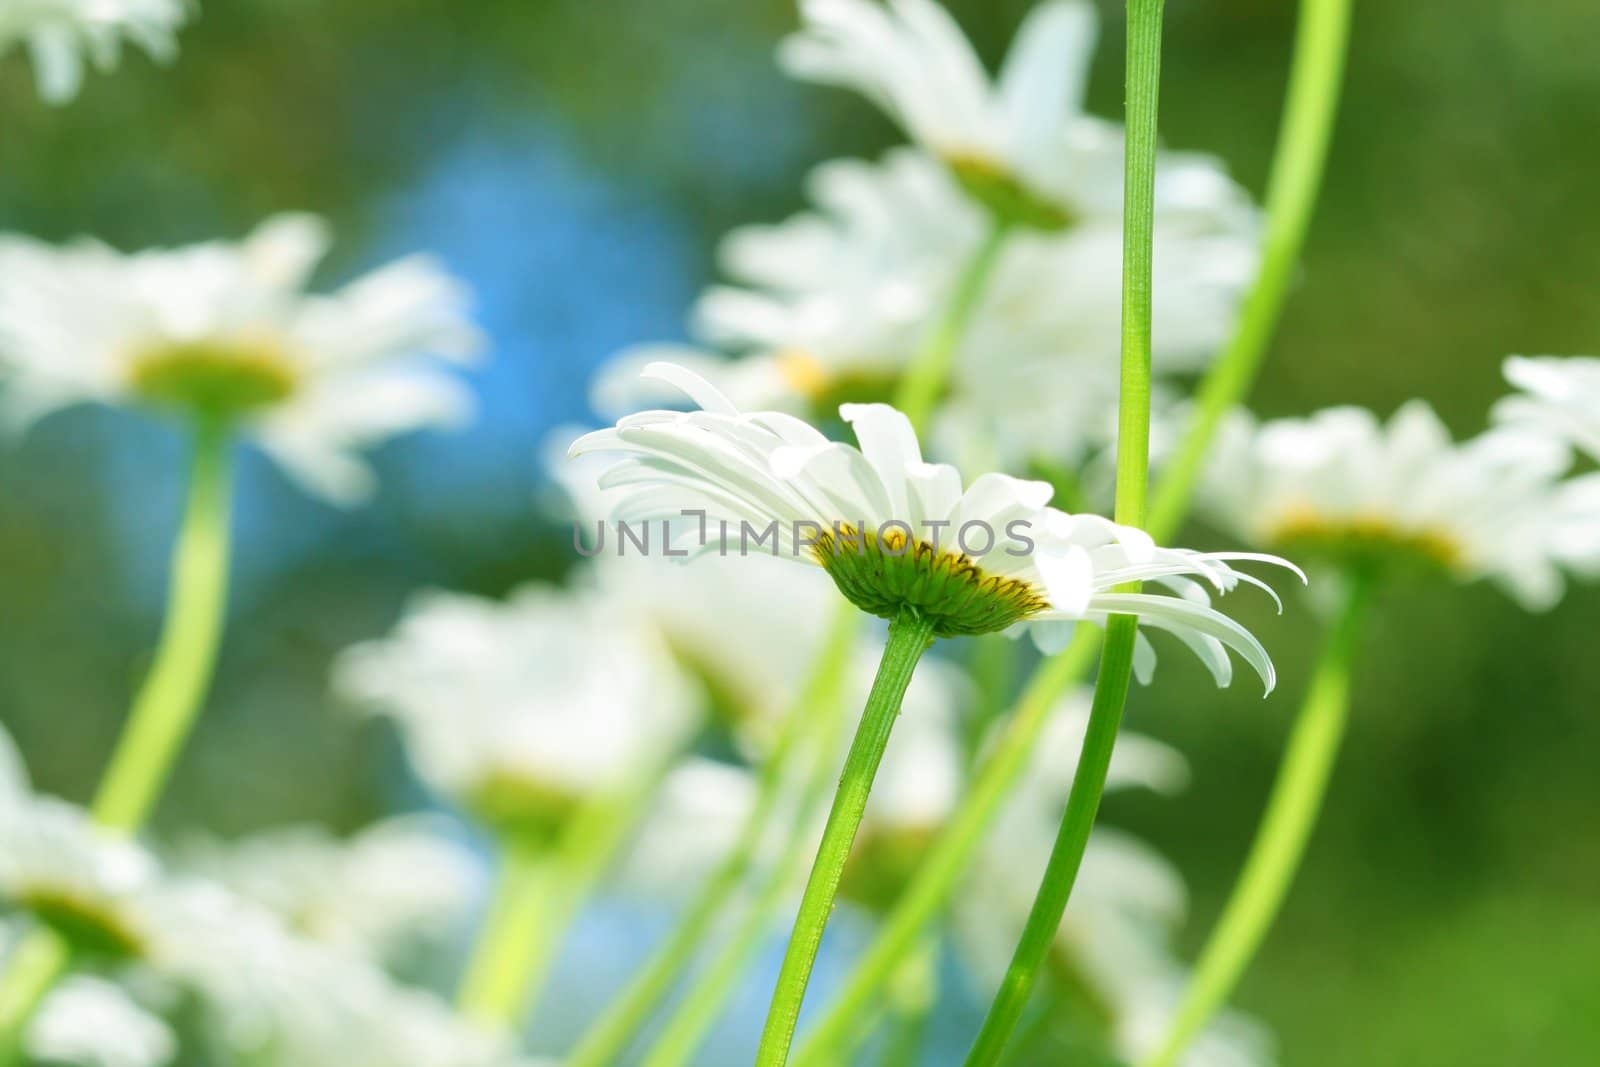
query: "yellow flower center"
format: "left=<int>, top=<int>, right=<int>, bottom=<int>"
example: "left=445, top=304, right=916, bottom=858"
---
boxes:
left=812, top=522, right=1049, bottom=638
left=1264, top=506, right=1465, bottom=574
left=944, top=153, right=1075, bottom=232
left=16, top=887, right=145, bottom=959
left=464, top=769, right=582, bottom=847
left=129, top=338, right=297, bottom=420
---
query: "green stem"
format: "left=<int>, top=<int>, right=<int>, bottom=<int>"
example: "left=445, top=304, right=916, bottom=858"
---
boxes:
left=793, top=0, right=1353, bottom=1050
left=961, top=616, right=1140, bottom=1064
left=0, top=927, right=70, bottom=1066
left=962, top=2, right=1166, bottom=1059
left=457, top=839, right=555, bottom=1027
left=564, top=604, right=859, bottom=1067
left=92, top=419, right=235, bottom=831
left=1138, top=573, right=1371, bottom=1067
left=878, top=934, right=940, bottom=1067
left=635, top=638, right=858, bottom=1067
left=893, top=220, right=1011, bottom=433
left=459, top=751, right=682, bottom=1029
left=754, top=609, right=937, bottom=1067
left=1146, top=0, right=1353, bottom=542
left=792, top=629, right=1102, bottom=1066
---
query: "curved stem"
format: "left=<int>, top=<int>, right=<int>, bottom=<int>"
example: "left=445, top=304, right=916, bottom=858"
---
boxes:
left=636, top=641, right=859, bottom=1067
left=459, top=751, right=681, bottom=1030
left=1146, top=0, right=1353, bottom=541
left=564, top=604, right=859, bottom=1067
left=1138, top=573, right=1371, bottom=1067
left=962, top=1, right=1165, bottom=1058
left=92, top=419, right=235, bottom=831
left=754, top=609, right=936, bottom=1067
left=457, top=839, right=556, bottom=1027
left=962, top=615, right=1139, bottom=1064
left=893, top=220, right=1011, bottom=433
left=0, top=928, right=70, bottom=1066
left=793, top=0, right=1353, bottom=1050
left=792, top=629, right=1101, bottom=1066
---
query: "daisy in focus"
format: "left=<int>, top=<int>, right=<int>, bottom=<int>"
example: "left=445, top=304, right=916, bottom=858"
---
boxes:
left=0, top=0, right=187, bottom=103
left=571, top=363, right=1299, bottom=691
left=1202, top=402, right=1583, bottom=609
left=334, top=580, right=700, bottom=842
left=0, top=213, right=482, bottom=504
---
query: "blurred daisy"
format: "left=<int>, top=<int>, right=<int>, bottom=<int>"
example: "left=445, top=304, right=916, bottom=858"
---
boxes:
left=571, top=363, right=1297, bottom=691
left=335, top=580, right=700, bottom=841
left=1495, top=355, right=1600, bottom=462
left=1203, top=403, right=1579, bottom=609
left=175, top=815, right=478, bottom=963
left=601, top=136, right=1253, bottom=473
left=146, top=885, right=535, bottom=1067
left=0, top=795, right=159, bottom=958
left=23, top=971, right=176, bottom=1067
left=611, top=757, right=760, bottom=904
left=0, top=214, right=482, bottom=504
left=0, top=0, right=187, bottom=103
left=955, top=704, right=1273, bottom=1067
left=781, top=0, right=1094, bottom=227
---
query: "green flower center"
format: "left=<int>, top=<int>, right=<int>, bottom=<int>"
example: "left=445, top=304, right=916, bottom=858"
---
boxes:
left=463, top=770, right=582, bottom=846
left=16, top=888, right=145, bottom=959
left=812, top=523, right=1049, bottom=638
left=1264, top=508, right=1464, bottom=576
left=129, top=339, right=297, bottom=420
left=840, top=825, right=937, bottom=915
left=946, top=154, right=1075, bottom=233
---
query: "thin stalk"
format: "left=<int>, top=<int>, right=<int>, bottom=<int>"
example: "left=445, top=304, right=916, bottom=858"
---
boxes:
left=457, top=840, right=555, bottom=1027
left=635, top=631, right=860, bottom=1067
left=564, top=604, right=859, bottom=1067
left=878, top=933, right=940, bottom=1067
left=1146, top=0, right=1353, bottom=540
left=962, top=2, right=1166, bottom=1059
left=961, top=615, right=1139, bottom=1063
left=0, top=421, right=237, bottom=1055
left=793, top=0, right=1353, bottom=1049
left=459, top=751, right=682, bottom=1030
left=1138, top=573, right=1371, bottom=1067
left=893, top=220, right=1011, bottom=433
left=754, top=608, right=937, bottom=1067
left=92, top=419, right=235, bottom=831
left=792, top=629, right=1102, bottom=1066
left=0, top=928, right=70, bottom=1066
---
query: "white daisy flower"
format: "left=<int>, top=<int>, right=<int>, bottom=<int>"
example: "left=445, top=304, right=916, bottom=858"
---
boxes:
left=599, top=142, right=1253, bottom=472
left=0, top=214, right=483, bottom=504
left=1202, top=402, right=1580, bottom=610
left=611, top=756, right=761, bottom=904
left=1495, top=355, right=1600, bottom=462
left=570, top=363, right=1297, bottom=691
left=22, top=971, right=176, bottom=1067
left=334, top=579, right=700, bottom=840
left=0, top=795, right=160, bottom=959
left=0, top=0, right=187, bottom=103
left=0, top=722, right=27, bottom=800
left=145, top=884, right=532, bottom=1067
left=175, top=815, right=479, bottom=962
left=780, top=0, right=1096, bottom=227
